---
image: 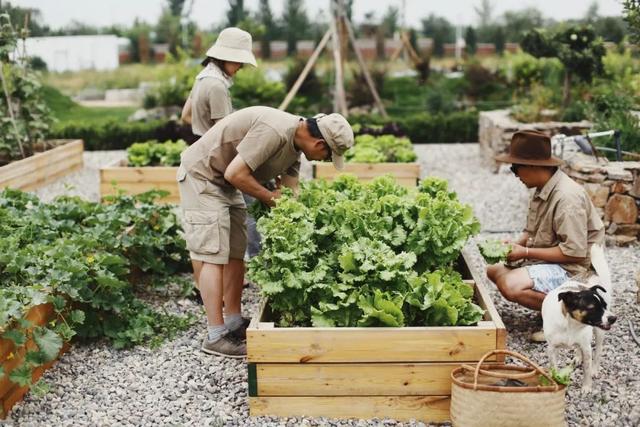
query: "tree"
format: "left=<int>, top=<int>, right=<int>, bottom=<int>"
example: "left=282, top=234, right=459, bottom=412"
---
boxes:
left=0, top=1, right=49, bottom=36
left=168, top=0, right=186, bottom=16
left=258, top=0, right=276, bottom=59
left=155, top=8, right=181, bottom=55
left=126, top=19, right=152, bottom=63
left=492, top=26, right=506, bottom=54
left=474, top=0, right=493, bottom=28
left=227, top=0, right=245, bottom=27
left=421, top=14, right=455, bottom=57
left=593, top=16, right=627, bottom=44
left=584, top=1, right=599, bottom=24
left=521, top=26, right=606, bottom=107
left=282, top=0, right=309, bottom=55
left=381, top=6, right=399, bottom=37
left=623, top=0, right=640, bottom=43
left=465, top=26, right=477, bottom=55
left=502, top=7, right=545, bottom=43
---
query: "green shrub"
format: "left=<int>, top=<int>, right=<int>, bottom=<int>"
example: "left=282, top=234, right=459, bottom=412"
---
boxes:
left=50, top=119, right=181, bottom=150
left=399, top=111, right=478, bottom=143
left=349, top=111, right=478, bottom=143
left=587, top=86, right=640, bottom=153
left=231, top=67, right=286, bottom=110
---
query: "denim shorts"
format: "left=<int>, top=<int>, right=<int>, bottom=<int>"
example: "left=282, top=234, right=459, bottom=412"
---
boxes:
left=526, top=264, right=569, bottom=294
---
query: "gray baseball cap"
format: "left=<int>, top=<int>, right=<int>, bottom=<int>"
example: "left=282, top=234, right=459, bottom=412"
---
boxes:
left=313, top=113, right=354, bottom=170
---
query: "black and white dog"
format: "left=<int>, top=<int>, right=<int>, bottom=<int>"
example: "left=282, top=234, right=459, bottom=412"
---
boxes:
left=541, top=244, right=617, bottom=392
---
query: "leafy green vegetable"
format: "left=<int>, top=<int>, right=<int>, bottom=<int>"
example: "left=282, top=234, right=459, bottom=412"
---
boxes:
left=478, top=239, right=512, bottom=264
left=127, top=139, right=187, bottom=167
left=540, top=365, right=573, bottom=386
left=248, top=174, right=483, bottom=327
left=345, top=134, right=417, bottom=163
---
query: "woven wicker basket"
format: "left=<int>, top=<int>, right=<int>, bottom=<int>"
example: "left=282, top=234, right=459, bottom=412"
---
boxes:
left=450, top=349, right=567, bottom=427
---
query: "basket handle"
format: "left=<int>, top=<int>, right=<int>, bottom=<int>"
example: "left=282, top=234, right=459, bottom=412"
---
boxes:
left=461, top=364, right=538, bottom=380
left=472, top=349, right=558, bottom=391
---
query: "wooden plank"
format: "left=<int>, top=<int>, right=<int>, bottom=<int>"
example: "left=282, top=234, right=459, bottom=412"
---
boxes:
left=249, top=395, right=450, bottom=422
left=15, top=158, right=83, bottom=191
left=462, top=248, right=507, bottom=361
left=0, top=140, right=82, bottom=182
left=255, top=362, right=459, bottom=396
left=100, top=165, right=179, bottom=183
left=247, top=324, right=496, bottom=363
left=0, top=140, right=84, bottom=191
left=313, top=162, right=421, bottom=179
left=0, top=140, right=83, bottom=183
left=99, top=161, right=180, bottom=203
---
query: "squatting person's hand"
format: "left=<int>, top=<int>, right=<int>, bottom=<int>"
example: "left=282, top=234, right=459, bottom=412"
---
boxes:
left=507, top=243, right=528, bottom=262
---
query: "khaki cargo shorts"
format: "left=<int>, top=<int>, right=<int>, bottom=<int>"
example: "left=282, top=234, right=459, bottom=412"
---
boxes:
left=177, top=166, right=247, bottom=265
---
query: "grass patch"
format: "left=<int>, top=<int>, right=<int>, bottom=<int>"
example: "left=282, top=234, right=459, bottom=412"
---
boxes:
left=43, top=85, right=136, bottom=124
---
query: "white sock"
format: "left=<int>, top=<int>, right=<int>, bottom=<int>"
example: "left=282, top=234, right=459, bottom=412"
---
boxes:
left=224, top=313, right=243, bottom=331
left=207, top=324, right=228, bottom=341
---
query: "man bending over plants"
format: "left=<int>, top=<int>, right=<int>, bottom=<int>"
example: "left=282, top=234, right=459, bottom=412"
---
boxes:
left=485, top=130, right=604, bottom=341
left=177, top=106, right=354, bottom=357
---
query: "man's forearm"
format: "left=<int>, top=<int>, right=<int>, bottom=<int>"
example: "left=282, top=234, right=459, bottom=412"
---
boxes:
left=228, top=174, right=275, bottom=205
left=528, top=246, right=585, bottom=264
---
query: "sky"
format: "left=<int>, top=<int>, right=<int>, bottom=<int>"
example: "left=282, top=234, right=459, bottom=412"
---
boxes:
left=11, top=0, right=626, bottom=31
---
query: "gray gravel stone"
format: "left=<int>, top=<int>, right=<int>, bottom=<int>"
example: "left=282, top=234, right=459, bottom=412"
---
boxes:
left=5, top=145, right=639, bottom=427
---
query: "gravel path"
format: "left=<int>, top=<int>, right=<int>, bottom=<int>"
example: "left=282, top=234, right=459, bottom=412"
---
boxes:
left=5, top=145, right=640, bottom=426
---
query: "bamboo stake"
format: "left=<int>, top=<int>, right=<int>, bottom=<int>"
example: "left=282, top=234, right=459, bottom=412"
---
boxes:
left=342, top=12, right=388, bottom=118
left=329, top=15, right=348, bottom=116
left=0, top=62, right=26, bottom=158
left=278, top=28, right=332, bottom=111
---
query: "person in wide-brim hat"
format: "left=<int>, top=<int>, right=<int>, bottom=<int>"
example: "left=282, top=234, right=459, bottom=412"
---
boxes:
left=486, top=130, right=604, bottom=341
left=181, top=27, right=257, bottom=137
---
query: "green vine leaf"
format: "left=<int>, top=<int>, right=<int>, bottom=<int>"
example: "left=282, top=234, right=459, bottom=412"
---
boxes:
left=33, top=327, right=63, bottom=362
left=2, top=329, right=26, bottom=346
left=9, top=365, right=33, bottom=387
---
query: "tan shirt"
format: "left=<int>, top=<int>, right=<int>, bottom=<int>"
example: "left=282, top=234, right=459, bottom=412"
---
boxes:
left=191, top=66, right=233, bottom=136
left=180, top=106, right=301, bottom=189
left=524, top=169, right=604, bottom=276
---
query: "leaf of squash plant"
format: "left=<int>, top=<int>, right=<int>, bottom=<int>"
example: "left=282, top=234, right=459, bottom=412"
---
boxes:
left=33, top=327, right=63, bottom=362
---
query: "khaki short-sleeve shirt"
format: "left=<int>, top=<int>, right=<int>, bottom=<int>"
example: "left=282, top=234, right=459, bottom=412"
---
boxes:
left=180, top=106, right=301, bottom=189
left=191, top=77, right=233, bottom=136
left=524, top=169, right=604, bottom=276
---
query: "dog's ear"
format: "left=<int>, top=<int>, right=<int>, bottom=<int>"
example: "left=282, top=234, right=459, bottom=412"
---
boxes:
left=592, top=285, right=607, bottom=295
left=558, top=292, right=572, bottom=303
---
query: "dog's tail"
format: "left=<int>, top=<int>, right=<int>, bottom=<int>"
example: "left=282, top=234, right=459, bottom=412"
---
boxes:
left=590, top=244, right=611, bottom=288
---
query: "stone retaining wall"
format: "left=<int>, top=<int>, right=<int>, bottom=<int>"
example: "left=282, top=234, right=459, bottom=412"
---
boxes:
left=478, top=109, right=592, bottom=171
left=563, top=154, right=640, bottom=246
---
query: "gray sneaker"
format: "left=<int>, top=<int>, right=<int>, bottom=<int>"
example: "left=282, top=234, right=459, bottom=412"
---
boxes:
left=228, top=317, right=252, bottom=342
left=201, top=333, right=247, bottom=358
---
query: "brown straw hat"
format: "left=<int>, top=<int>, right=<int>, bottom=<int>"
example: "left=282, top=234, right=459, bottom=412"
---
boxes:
left=494, top=130, right=563, bottom=166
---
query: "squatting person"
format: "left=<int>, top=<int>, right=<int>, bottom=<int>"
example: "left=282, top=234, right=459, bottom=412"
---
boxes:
left=486, top=130, right=604, bottom=341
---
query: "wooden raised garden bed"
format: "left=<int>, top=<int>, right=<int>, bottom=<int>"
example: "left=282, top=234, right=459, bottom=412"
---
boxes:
left=0, top=304, right=69, bottom=419
left=0, top=139, right=84, bottom=191
left=246, top=250, right=506, bottom=423
left=100, top=159, right=179, bottom=204
left=312, top=162, right=421, bottom=188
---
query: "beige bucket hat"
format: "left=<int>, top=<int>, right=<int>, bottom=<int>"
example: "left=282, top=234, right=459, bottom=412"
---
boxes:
left=204, top=27, right=257, bottom=67
left=314, top=113, right=355, bottom=170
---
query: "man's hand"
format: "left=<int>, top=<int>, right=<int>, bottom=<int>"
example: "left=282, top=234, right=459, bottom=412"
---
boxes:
left=507, top=243, right=528, bottom=262
left=267, top=188, right=282, bottom=207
